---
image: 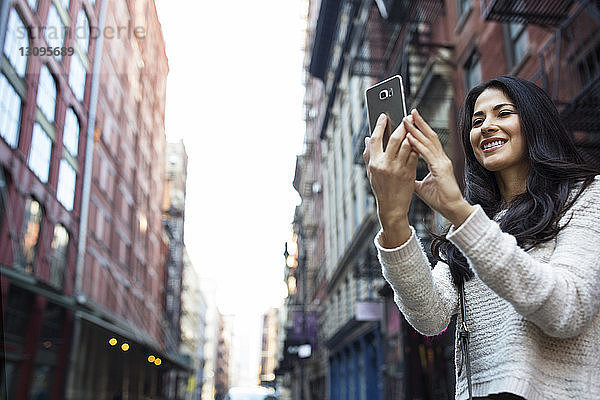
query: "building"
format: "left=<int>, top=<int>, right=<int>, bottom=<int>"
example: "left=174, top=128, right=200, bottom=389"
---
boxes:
left=63, top=0, right=190, bottom=398
left=259, top=308, right=280, bottom=388
left=180, top=248, right=208, bottom=400
left=285, top=0, right=600, bottom=399
left=0, top=0, right=99, bottom=397
left=214, top=311, right=232, bottom=400
left=163, top=139, right=189, bottom=396
left=199, top=273, right=219, bottom=400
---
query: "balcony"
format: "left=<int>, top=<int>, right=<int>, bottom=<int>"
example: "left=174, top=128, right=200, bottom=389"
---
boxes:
left=350, top=1, right=444, bottom=79
left=481, top=0, right=575, bottom=26
left=530, top=1, right=600, bottom=166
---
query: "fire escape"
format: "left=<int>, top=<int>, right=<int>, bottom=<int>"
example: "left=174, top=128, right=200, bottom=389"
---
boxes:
left=350, top=0, right=450, bottom=167
left=483, top=0, right=600, bottom=167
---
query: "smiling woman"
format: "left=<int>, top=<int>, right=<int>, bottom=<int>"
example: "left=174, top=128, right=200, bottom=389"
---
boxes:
left=363, top=75, right=600, bottom=400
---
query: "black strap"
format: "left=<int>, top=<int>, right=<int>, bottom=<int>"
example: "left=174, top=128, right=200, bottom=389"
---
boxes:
left=458, top=280, right=473, bottom=400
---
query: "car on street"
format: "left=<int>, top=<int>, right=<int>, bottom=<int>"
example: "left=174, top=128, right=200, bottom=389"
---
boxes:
left=223, top=386, right=279, bottom=400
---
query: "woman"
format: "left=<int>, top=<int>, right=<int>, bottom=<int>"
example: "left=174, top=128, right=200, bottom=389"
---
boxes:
left=363, top=76, right=600, bottom=400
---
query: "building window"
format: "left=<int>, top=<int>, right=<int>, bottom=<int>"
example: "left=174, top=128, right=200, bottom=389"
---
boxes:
left=68, top=54, right=86, bottom=102
left=0, top=74, right=22, bottom=148
left=37, top=65, right=57, bottom=122
left=28, top=0, right=38, bottom=10
left=506, top=23, right=529, bottom=69
left=576, top=42, right=600, bottom=88
left=57, top=159, right=76, bottom=210
left=464, top=51, right=482, bottom=92
left=20, top=197, right=43, bottom=274
left=45, top=5, right=66, bottom=60
left=62, top=0, right=70, bottom=11
left=28, top=123, right=52, bottom=183
left=63, top=108, right=79, bottom=157
left=75, top=9, right=90, bottom=54
left=49, top=225, right=69, bottom=288
left=4, top=9, right=29, bottom=76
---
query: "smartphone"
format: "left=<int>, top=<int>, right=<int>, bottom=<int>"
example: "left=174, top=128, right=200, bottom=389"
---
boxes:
left=365, top=75, right=408, bottom=149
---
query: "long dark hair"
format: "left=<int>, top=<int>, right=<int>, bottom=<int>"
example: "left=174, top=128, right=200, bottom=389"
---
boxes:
left=432, top=76, right=598, bottom=287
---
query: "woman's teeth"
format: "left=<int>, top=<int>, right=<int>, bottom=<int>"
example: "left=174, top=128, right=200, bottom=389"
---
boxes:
left=482, top=140, right=506, bottom=150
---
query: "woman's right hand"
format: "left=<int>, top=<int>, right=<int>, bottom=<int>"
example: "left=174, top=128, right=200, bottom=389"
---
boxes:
left=363, top=114, right=419, bottom=247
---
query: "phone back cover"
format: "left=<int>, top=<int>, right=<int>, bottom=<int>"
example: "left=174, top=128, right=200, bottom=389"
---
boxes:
left=365, top=75, right=407, bottom=138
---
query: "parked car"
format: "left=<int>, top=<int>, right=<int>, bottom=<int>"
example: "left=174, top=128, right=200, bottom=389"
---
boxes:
left=223, top=386, right=279, bottom=400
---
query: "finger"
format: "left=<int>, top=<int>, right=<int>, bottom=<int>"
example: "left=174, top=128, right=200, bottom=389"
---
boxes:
left=403, top=116, right=431, bottom=147
left=370, top=113, right=387, bottom=151
left=406, top=132, right=436, bottom=164
left=407, top=149, right=419, bottom=171
left=396, top=134, right=413, bottom=164
left=385, top=118, right=408, bottom=157
left=411, top=109, right=442, bottom=145
left=363, top=136, right=370, bottom=165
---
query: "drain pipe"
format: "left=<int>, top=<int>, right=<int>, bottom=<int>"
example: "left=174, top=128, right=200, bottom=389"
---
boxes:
left=75, top=0, right=108, bottom=297
left=65, top=0, right=108, bottom=397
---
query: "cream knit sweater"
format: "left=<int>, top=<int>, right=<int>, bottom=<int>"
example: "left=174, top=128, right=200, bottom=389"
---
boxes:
left=374, top=176, right=600, bottom=400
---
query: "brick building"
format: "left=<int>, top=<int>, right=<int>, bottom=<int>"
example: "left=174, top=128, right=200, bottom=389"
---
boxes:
left=0, top=0, right=99, bottom=398
left=64, top=0, right=190, bottom=398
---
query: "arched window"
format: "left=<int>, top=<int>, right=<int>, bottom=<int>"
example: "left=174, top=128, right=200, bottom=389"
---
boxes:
left=68, top=54, right=86, bottom=102
left=0, top=74, right=22, bottom=148
left=21, top=197, right=43, bottom=274
left=50, top=224, right=69, bottom=288
left=3, top=9, right=29, bottom=76
left=63, top=108, right=79, bottom=157
left=37, top=65, right=57, bottom=122
left=28, top=123, right=52, bottom=183
left=76, top=9, right=90, bottom=54
left=45, top=5, right=65, bottom=60
left=57, top=159, right=76, bottom=210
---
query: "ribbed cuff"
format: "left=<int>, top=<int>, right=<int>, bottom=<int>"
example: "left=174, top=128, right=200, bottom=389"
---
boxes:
left=374, top=226, right=422, bottom=265
left=447, top=205, right=492, bottom=251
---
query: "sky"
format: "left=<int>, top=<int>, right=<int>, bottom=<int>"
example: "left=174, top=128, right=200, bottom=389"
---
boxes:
left=155, top=0, right=307, bottom=381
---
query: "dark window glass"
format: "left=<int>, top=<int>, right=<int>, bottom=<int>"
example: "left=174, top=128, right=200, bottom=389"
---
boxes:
left=49, top=225, right=69, bottom=288
left=20, top=198, right=43, bottom=274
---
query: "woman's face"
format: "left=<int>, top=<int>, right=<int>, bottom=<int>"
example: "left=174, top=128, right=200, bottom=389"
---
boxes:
left=469, top=88, right=528, bottom=174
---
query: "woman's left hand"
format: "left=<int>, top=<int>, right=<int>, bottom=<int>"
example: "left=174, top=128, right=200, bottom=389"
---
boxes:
left=404, top=109, right=476, bottom=227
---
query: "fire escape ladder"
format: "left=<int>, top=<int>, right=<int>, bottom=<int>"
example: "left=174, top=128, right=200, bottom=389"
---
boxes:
left=529, top=1, right=600, bottom=167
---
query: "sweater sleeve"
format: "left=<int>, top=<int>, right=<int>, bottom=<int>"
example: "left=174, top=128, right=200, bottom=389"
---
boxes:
left=375, top=227, right=459, bottom=336
left=447, top=178, right=600, bottom=338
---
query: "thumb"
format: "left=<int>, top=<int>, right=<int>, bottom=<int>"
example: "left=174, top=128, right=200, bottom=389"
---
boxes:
left=413, top=172, right=431, bottom=198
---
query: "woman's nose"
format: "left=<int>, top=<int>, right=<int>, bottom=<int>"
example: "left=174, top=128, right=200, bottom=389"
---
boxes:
left=480, top=118, right=496, bottom=135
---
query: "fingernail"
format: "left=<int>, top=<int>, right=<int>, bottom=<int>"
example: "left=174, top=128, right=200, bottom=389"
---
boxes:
left=364, top=137, right=369, bottom=146
left=378, top=113, right=386, bottom=123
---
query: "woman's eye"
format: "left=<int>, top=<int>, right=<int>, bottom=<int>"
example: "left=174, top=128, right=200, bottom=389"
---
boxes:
left=498, top=110, right=513, bottom=117
left=472, top=119, right=483, bottom=127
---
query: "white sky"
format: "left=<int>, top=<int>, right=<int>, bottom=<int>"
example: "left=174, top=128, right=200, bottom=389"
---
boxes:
left=155, top=0, right=307, bottom=382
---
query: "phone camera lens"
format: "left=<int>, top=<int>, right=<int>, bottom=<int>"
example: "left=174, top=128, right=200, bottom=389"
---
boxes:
left=379, top=90, right=388, bottom=100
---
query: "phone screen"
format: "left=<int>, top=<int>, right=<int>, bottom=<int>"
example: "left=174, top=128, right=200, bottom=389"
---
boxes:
left=365, top=75, right=408, bottom=149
